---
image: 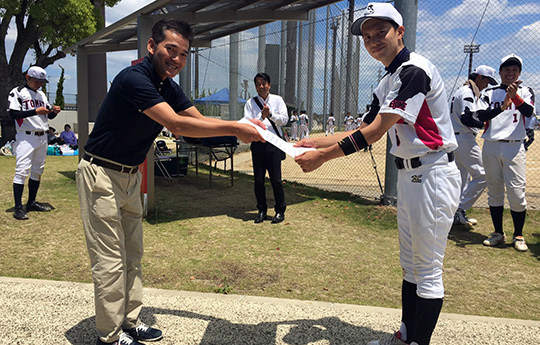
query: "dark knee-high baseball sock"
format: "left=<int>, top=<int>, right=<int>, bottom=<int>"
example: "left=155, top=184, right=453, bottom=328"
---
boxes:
left=411, top=297, right=443, bottom=345
left=401, top=280, right=418, bottom=342
left=13, top=183, right=24, bottom=208
left=510, top=210, right=526, bottom=237
left=27, top=178, right=40, bottom=204
left=489, top=206, right=504, bottom=234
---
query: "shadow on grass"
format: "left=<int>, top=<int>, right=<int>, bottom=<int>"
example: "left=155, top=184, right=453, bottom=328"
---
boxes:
left=448, top=225, right=488, bottom=248
left=65, top=306, right=384, bottom=345
left=58, top=170, right=76, bottom=181
left=148, top=166, right=376, bottom=225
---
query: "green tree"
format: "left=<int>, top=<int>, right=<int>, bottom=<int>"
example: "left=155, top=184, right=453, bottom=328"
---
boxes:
left=55, top=65, right=65, bottom=109
left=0, top=0, right=121, bottom=145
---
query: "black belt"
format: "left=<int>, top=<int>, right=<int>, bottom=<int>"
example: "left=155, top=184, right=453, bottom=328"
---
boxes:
left=83, top=153, right=138, bottom=174
left=25, top=130, right=45, bottom=136
left=498, top=139, right=524, bottom=143
left=395, top=151, right=454, bottom=170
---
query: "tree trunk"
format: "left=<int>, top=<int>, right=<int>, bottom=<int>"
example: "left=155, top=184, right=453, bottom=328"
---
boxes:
left=0, top=70, right=25, bottom=146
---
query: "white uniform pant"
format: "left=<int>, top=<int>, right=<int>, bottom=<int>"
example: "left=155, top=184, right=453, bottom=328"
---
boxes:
left=454, top=133, right=486, bottom=210
left=326, top=125, right=335, bottom=136
left=13, top=131, right=48, bottom=184
left=482, top=140, right=527, bottom=212
left=397, top=154, right=460, bottom=299
left=299, top=124, right=309, bottom=139
left=76, top=158, right=143, bottom=342
left=291, top=124, right=298, bottom=140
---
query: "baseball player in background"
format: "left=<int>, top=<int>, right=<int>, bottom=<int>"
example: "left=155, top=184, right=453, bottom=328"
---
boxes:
left=524, top=112, right=538, bottom=151
left=8, top=66, right=61, bottom=220
left=449, top=65, right=497, bottom=226
left=344, top=111, right=355, bottom=131
left=295, top=3, right=460, bottom=345
left=290, top=110, right=299, bottom=141
left=463, top=54, right=535, bottom=252
left=326, top=113, right=336, bottom=136
left=298, top=110, right=309, bottom=139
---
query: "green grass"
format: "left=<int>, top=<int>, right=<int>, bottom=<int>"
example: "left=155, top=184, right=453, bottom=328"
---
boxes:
left=1, top=155, right=539, bottom=321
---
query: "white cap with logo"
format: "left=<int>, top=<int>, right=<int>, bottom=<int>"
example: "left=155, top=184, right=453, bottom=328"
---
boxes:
left=473, top=65, right=498, bottom=85
left=351, top=2, right=403, bottom=36
left=27, top=66, right=49, bottom=83
left=500, top=53, right=523, bottom=72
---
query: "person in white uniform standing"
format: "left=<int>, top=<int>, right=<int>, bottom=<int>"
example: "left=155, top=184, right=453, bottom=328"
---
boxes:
left=8, top=66, right=61, bottom=220
left=326, top=113, right=336, bottom=136
left=464, top=54, right=535, bottom=252
left=450, top=65, right=498, bottom=226
left=295, top=3, right=460, bottom=345
left=298, top=110, right=309, bottom=139
left=290, top=110, right=299, bottom=141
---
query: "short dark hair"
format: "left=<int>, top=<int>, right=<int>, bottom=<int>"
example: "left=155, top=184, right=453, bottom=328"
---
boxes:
left=152, top=19, right=194, bottom=47
left=64, top=124, right=71, bottom=130
left=254, top=72, right=271, bottom=84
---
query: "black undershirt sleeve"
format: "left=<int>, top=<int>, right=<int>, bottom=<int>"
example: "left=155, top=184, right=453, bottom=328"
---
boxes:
left=8, top=109, right=37, bottom=120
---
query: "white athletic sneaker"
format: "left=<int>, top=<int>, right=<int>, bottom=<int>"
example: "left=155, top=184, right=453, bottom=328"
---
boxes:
left=455, top=208, right=477, bottom=226
left=367, top=332, right=408, bottom=345
left=483, top=232, right=506, bottom=246
left=513, top=236, right=528, bottom=252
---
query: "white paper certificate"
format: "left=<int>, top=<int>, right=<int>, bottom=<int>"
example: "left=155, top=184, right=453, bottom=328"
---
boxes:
left=238, top=118, right=316, bottom=158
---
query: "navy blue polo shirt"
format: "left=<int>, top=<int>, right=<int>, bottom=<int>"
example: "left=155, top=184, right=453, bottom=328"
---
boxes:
left=85, top=56, right=192, bottom=166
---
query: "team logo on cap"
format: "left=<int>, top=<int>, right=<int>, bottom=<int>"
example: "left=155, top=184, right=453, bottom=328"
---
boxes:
left=365, top=4, right=375, bottom=14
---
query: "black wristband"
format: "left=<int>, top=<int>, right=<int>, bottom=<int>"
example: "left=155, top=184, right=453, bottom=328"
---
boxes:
left=338, top=130, right=368, bottom=156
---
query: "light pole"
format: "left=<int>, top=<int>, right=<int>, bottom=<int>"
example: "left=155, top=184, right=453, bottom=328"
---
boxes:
left=464, top=44, right=480, bottom=75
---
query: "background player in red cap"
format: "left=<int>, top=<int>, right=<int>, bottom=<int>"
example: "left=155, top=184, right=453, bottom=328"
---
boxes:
left=8, top=66, right=61, bottom=220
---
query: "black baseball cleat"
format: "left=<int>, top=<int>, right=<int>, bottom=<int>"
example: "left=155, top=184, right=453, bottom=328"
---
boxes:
left=13, top=206, right=29, bottom=220
left=26, top=201, right=51, bottom=212
left=124, top=323, right=163, bottom=342
left=271, top=212, right=285, bottom=224
left=254, top=212, right=267, bottom=224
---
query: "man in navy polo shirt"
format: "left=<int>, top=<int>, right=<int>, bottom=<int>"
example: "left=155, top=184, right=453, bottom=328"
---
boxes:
left=77, top=19, right=264, bottom=345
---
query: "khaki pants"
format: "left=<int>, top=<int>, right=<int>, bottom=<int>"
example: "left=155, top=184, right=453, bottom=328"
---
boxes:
left=76, top=158, right=143, bottom=342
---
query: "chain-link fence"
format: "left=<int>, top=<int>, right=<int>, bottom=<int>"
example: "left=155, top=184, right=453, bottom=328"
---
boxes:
left=192, top=0, right=540, bottom=209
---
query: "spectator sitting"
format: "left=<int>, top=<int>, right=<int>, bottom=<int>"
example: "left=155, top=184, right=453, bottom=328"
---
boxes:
left=47, top=127, right=63, bottom=145
left=59, top=124, right=78, bottom=150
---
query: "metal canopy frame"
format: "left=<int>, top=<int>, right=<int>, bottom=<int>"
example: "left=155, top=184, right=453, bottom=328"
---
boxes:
left=66, top=0, right=340, bottom=215
left=65, top=0, right=339, bottom=54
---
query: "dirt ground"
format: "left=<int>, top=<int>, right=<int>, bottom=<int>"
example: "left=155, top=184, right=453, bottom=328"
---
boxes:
left=173, top=131, right=540, bottom=210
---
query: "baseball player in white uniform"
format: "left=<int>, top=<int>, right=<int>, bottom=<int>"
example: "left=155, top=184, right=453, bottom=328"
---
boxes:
left=326, top=113, right=336, bottom=136
left=450, top=65, right=498, bottom=226
left=298, top=110, right=309, bottom=139
left=295, top=3, right=460, bottom=345
left=8, top=66, right=61, bottom=220
left=464, top=54, right=535, bottom=252
left=344, top=112, right=355, bottom=131
left=290, top=110, right=299, bottom=141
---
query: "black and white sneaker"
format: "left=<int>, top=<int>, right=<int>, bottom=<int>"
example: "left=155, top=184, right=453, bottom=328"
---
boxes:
left=13, top=206, right=28, bottom=220
left=26, top=201, right=51, bottom=212
left=124, top=322, right=163, bottom=342
left=96, top=332, right=145, bottom=345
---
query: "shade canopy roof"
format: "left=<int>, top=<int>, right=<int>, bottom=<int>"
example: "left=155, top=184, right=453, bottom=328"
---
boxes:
left=65, top=0, right=341, bottom=54
left=194, top=88, right=247, bottom=105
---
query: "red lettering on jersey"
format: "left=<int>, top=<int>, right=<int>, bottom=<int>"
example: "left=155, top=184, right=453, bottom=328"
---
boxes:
left=390, top=99, right=407, bottom=111
left=23, top=100, right=30, bottom=109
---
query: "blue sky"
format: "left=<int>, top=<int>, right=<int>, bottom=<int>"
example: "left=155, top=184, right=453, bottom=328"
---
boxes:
left=5, top=0, right=540, bottom=112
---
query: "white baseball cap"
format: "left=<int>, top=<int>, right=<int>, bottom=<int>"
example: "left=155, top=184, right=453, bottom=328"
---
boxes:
left=473, top=65, right=498, bottom=85
left=27, top=66, right=49, bottom=83
left=500, top=54, right=523, bottom=72
left=351, top=2, right=403, bottom=36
